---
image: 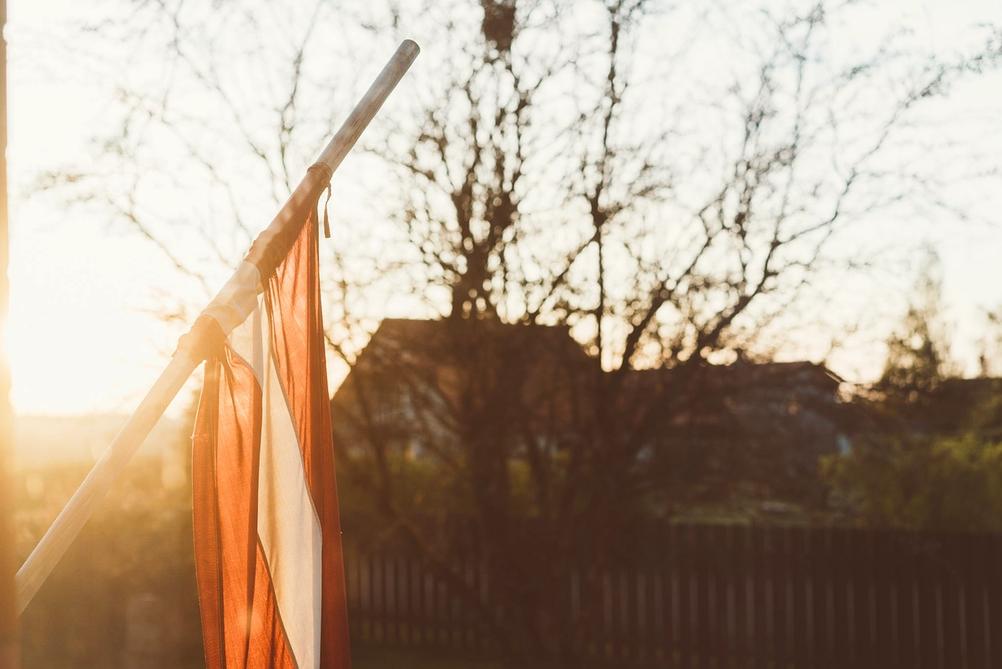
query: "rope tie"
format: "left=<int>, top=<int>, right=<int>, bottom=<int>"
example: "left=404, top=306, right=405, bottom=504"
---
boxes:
left=176, top=314, right=227, bottom=362
left=320, top=182, right=332, bottom=238
left=307, top=163, right=334, bottom=238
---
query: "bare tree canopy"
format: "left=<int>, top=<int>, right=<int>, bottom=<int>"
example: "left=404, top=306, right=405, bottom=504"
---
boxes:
left=29, top=0, right=1000, bottom=374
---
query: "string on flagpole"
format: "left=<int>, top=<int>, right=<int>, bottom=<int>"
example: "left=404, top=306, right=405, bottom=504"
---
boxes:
left=307, top=162, right=334, bottom=238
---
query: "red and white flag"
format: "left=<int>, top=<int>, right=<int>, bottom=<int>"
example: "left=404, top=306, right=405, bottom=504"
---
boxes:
left=191, top=171, right=350, bottom=669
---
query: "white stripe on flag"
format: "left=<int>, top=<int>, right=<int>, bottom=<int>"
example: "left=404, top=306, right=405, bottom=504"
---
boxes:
left=228, top=296, right=324, bottom=669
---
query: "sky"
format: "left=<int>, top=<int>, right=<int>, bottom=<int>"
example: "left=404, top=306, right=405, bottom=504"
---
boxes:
left=5, top=0, right=1002, bottom=417
left=7, top=0, right=202, bottom=416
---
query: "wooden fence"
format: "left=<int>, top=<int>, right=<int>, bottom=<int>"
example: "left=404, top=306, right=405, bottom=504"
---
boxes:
left=344, top=524, right=1002, bottom=668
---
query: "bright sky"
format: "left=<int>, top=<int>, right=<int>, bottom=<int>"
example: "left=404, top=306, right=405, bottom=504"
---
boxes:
left=5, top=0, right=1002, bottom=416
left=7, top=0, right=200, bottom=416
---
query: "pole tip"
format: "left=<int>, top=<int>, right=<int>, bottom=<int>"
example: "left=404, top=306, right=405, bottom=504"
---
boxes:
left=399, top=39, right=421, bottom=59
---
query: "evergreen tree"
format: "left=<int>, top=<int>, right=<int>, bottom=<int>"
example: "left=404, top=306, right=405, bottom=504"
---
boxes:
left=879, top=253, right=948, bottom=401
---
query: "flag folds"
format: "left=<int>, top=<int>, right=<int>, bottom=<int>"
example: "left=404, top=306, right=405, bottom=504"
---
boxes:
left=192, top=168, right=350, bottom=669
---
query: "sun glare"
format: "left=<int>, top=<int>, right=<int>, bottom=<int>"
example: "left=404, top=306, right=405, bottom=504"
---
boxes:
left=7, top=223, right=180, bottom=416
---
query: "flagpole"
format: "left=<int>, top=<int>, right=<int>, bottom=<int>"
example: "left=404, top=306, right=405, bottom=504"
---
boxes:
left=15, top=39, right=419, bottom=615
left=0, top=0, right=19, bottom=662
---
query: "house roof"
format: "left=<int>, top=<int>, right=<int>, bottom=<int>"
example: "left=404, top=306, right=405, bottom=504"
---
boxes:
left=353, top=320, right=840, bottom=385
left=331, top=317, right=596, bottom=435
left=334, top=318, right=846, bottom=434
left=624, top=360, right=841, bottom=396
left=351, top=317, right=592, bottom=368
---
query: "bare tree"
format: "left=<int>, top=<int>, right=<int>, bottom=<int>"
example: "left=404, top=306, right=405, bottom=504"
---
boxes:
left=327, top=2, right=1002, bottom=664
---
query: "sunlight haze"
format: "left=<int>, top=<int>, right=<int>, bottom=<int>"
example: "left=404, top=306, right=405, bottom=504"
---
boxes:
left=6, top=0, right=1002, bottom=415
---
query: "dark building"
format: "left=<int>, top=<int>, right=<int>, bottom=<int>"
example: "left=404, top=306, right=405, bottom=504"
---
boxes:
left=332, top=317, right=592, bottom=459
left=624, top=360, right=850, bottom=516
left=331, top=318, right=852, bottom=518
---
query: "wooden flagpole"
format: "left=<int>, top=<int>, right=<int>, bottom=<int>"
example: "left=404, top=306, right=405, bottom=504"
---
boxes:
left=0, top=0, right=19, bottom=663
left=15, top=39, right=419, bottom=615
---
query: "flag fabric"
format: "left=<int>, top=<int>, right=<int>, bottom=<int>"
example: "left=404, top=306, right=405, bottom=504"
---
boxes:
left=191, top=166, right=350, bottom=669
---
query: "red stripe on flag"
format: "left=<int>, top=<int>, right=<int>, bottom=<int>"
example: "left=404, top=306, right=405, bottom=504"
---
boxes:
left=247, top=542, right=298, bottom=669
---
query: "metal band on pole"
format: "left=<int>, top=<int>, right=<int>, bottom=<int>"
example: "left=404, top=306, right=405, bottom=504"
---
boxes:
left=15, top=39, right=419, bottom=615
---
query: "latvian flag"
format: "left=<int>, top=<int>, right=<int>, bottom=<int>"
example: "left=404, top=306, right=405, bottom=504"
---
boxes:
left=190, top=165, right=351, bottom=669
